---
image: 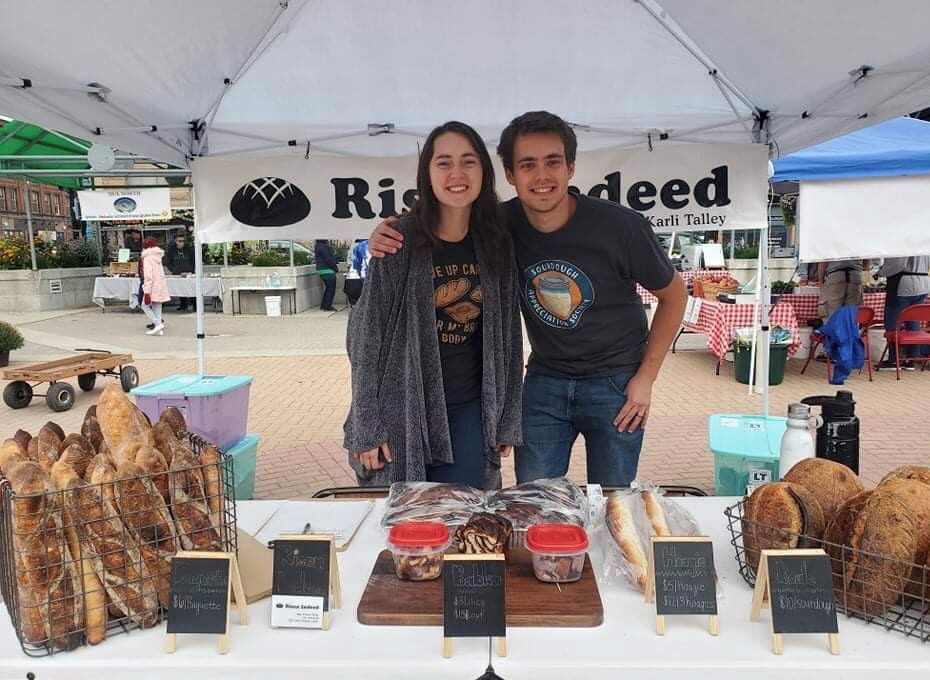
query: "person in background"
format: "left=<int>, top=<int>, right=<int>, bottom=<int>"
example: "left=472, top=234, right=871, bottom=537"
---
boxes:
left=123, top=228, right=143, bottom=255
left=314, top=239, right=338, bottom=312
left=343, top=121, right=523, bottom=489
left=878, top=255, right=930, bottom=369
left=165, top=229, right=195, bottom=311
left=140, top=238, right=170, bottom=336
left=344, top=239, right=370, bottom=307
left=817, top=258, right=869, bottom=323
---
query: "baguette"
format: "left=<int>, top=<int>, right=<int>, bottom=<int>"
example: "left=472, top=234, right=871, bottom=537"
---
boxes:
left=50, top=461, right=107, bottom=645
left=97, top=384, right=155, bottom=464
left=169, top=445, right=221, bottom=551
left=81, top=405, right=104, bottom=453
left=114, top=461, right=179, bottom=606
left=134, top=446, right=171, bottom=507
left=200, top=445, right=224, bottom=531
left=642, top=490, right=671, bottom=537
left=606, top=492, right=648, bottom=591
left=8, top=461, right=82, bottom=649
left=69, top=464, right=158, bottom=627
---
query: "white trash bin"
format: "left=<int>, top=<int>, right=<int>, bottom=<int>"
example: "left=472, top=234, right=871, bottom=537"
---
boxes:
left=264, top=295, right=282, bottom=317
left=869, top=327, right=886, bottom=363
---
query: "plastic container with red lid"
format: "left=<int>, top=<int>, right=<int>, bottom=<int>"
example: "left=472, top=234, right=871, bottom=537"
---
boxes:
left=387, top=522, right=451, bottom=581
left=526, top=524, right=589, bottom=583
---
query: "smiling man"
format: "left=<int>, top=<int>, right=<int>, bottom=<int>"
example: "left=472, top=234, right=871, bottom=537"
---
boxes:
left=371, top=111, right=687, bottom=486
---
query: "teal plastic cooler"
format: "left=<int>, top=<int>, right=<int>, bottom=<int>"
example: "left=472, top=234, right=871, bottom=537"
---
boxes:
left=225, top=434, right=259, bottom=500
left=708, top=414, right=786, bottom=496
left=132, top=374, right=253, bottom=450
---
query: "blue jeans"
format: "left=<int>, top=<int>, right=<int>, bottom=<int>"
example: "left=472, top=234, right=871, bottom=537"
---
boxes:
left=515, top=371, right=644, bottom=486
left=427, top=399, right=488, bottom=489
left=885, top=293, right=928, bottom=359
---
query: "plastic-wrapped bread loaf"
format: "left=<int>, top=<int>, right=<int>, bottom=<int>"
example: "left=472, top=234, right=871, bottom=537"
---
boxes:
left=605, top=492, right=648, bottom=591
left=641, top=490, right=670, bottom=537
left=50, top=460, right=107, bottom=645
left=96, top=384, right=155, bottom=465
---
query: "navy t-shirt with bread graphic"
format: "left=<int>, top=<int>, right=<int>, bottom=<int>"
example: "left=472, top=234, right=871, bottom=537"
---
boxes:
left=432, top=231, right=483, bottom=404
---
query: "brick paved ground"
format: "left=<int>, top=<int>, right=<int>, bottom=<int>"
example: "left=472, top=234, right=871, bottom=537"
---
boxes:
left=3, top=307, right=928, bottom=500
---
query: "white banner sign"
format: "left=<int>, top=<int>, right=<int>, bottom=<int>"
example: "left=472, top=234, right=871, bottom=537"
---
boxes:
left=799, top=175, right=930, bottom=261
left=192, top=143, right=768, bottom=243
left=77, top=188, right=171, bottom=222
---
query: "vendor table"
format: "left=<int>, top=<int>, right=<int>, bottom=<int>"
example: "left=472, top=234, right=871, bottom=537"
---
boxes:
left=92, top=276, right=224, bottom=310
left=679, top=299, right=801, bottom=360
left=2, top=497, right=927, bottom=680
left=638, top=269, right=730, bottom=305
left=778, top=292, right=886, bottom=324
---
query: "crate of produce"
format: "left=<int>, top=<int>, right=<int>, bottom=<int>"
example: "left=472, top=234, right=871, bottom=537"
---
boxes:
left=108, top=261, right=138, bottom=277
left=0, top=387, right=237, bottom=657
left=132, top=374, right=253, bottom=451
left=694, top=273, right=740, bottom=300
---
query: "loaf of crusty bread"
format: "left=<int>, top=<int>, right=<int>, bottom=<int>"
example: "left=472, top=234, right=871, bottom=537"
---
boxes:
left=50, top=461, right=107, bottom=645
left=152, top=422, right=177, bottom=467
left=158, top=406, right=187, bottom=438
left=58, top=442, right=95, bottom=481
left=35, top=425, right=62, bottom=477
left=606, top=492, right=648, bottom=591
left=8, top=461, right=82, bottom=649
left=13, top=429, right=31, bottom=453
left=169, top=445, right=221, bottom=551
left=0, top=438, right=26, bottom=473
left=42, top=421, right=65, bottom=442
left=96, top=384, right=155, bottom=464
left=114, top=460, right=179, bottom=606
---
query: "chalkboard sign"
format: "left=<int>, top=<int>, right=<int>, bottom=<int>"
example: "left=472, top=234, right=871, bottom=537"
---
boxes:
left=443, top=555, right=506, bottom=639
left=167, top=556, right=231, bottom=635
left=271, top=536, right=335, bottom=629
left=652, top=540, right=718, bottom=616
left=767, top=553, right=838, bottom=635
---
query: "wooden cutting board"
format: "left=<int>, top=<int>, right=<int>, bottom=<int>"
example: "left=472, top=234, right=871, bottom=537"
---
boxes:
left=357, top=549, right=603, bottom=627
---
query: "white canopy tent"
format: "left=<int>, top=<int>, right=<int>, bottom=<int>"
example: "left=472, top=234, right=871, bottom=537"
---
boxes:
left=3, top=0, right=930, bottom=406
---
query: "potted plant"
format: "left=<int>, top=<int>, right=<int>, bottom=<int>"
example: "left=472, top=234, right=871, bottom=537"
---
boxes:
left=0, top=321, right=24, bottom=367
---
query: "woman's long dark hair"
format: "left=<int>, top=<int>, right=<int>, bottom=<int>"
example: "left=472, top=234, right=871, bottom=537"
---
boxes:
left=409, top=121, right=510, bottom=271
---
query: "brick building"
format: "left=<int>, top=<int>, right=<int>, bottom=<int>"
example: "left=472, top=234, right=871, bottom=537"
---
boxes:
left=0, top=178, right=75, bottom=242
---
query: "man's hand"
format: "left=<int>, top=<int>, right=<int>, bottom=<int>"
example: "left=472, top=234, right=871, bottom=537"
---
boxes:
left=613, top=372, right=654, bottom=432
left=368, top=216, right=404, bottom=258
left=354, top=443, right=393, bottom=470
left=497, top=444, right=513, bottom=458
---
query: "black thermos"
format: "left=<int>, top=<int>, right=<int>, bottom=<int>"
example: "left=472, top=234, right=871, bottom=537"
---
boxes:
left=800, top=390, right=860, bottom=473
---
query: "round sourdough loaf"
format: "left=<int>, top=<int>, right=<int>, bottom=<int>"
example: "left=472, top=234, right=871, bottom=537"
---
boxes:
left=782, top=458, right=864, bottom=522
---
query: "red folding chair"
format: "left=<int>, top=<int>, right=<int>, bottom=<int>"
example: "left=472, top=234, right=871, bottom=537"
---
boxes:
left=801, top=306, right=875, bottom=382
left=877, top=303, right=930, bottom=380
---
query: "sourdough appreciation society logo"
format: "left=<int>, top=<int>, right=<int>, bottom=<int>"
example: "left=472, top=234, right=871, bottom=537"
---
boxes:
left=524, top=260, right=594, bottom=329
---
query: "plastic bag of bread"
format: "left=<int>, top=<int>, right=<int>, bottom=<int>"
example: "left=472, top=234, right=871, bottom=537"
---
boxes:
left=487, top=477, right=588, bottom=531
left=380, top=482, right=487, bottom=529
left=601, top=483, right=701, bottom=592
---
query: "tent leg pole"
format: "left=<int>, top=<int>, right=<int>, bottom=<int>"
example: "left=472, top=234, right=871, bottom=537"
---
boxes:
left=24, top=179, right=37, bottom=271
left=193, top=187, right=206, bottom=376
left=759, top=225, right=771, bottom=417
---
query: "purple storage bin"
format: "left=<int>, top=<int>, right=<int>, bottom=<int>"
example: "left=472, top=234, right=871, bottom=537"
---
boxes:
left=132, top=374, right=253, bottom=450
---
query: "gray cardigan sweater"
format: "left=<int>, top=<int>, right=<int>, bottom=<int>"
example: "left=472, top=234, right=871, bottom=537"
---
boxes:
left=343, top=220, right=523, bottom=489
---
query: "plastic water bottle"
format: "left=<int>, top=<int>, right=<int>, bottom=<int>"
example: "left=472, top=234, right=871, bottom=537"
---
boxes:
left=779, top=403, right=816, bottom=479
left=263, top=274, right=271, bottom=288
left=270, top=271, right=282, bottom=288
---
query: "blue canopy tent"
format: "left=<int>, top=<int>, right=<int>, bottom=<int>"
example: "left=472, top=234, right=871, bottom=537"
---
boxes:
left=772, top=116, right=930, bottom=181
left=771, top=117, right=930, bottom=263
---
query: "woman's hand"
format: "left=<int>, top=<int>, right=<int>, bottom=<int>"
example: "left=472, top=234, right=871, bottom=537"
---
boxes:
left=497, top=444, right=513, bottom=457
left=143, top=293, right=152, bottom=305
left=355, top=443, right=393, bottom=470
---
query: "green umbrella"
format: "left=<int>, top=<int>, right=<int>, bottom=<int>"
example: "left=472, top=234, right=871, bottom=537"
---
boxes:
left=0, top=118, right=91, bottom=189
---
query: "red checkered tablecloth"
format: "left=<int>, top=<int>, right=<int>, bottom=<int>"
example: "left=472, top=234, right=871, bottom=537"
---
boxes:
left=638, top=270, right=730, bottom=305
left=777, top=292, right=885, bottom=324
left=681, top=300, right=801, bottom=360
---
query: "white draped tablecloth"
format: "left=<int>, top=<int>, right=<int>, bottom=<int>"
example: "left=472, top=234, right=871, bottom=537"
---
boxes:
left=92, top=276, right=224, bottom=309
left=1, top=496, right=928, bottom=680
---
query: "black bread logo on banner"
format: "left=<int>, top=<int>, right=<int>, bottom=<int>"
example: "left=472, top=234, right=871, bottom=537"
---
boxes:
left=229, top=177, right=311, bottom=227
